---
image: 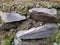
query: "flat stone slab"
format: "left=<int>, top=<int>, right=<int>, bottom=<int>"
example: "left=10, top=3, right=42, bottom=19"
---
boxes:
left=16, top=23, right=58, bottom=39
left=29, top=8, right=57, bottom=22
left=0, top=12, right=26, bottom=23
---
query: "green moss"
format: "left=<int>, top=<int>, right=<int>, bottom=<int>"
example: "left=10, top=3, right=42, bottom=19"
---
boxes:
left=1, top=29, right=16, bottom=45
left=1, top=38, right=12, bottom=45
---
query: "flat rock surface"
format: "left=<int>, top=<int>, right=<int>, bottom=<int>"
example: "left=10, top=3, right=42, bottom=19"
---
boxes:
left=16, top=23, right=58, bottom=39
left=0, top=12, right=26, bottom=23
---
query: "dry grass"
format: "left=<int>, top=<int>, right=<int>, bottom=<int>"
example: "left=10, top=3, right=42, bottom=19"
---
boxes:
left=0, top=0, right=60, bottom=3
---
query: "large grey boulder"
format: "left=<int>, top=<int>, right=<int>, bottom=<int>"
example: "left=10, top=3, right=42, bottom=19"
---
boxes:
left=0, top=12, right=26, bottom=23
left=29, top=8, right=57, bottom=22
left=16, top=23, right=58, bottom=39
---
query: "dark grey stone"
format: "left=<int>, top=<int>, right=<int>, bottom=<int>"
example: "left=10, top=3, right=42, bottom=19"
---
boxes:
left=0, top=12, right=26, bottom=23
left=16, top=23, right=58, bottom=39
left=29, top=8, right=57, bottom=22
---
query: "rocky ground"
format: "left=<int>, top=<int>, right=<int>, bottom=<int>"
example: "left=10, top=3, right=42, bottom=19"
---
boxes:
left=0, top=1, right=60, bottom=45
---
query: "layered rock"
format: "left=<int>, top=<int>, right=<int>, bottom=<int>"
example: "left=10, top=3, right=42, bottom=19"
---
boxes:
left=14, top=23, right=58, bottom=45
left=29, top=8, right=57, bottom=22
left=16, top=23, right=58, bottom=39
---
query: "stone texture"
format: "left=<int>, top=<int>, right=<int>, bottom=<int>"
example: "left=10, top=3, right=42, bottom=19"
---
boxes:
left=0, top=12, right=26, bottom=23
left=14, top=37, right=53, bottom=45
left=16, top=23, right=58, bottom=39
left=29, top=8, right=57, bottom=22
left=14, top=39, right=49, bottom=45
left=0, top=22, right=21, bottom=30
left=2, top=23, right=18, bottom=30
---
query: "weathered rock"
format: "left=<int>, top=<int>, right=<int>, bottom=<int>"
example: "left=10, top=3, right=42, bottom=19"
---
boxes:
left=0, top=12, right=26, bottom=23
left=29, top=8, right=57, bottom=22
left=16, top=23, right=58, bottom=39
left=14, top=39, right=49, bottom=45
left=0, top=11, right=27, bottom=30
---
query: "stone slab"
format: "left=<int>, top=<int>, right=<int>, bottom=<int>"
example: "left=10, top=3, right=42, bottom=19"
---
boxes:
left=29, top=8, right=57, bottom=22
left=16, top=23, right=58, bottom=39
left=0, top=12, right=26, bottom=23
left=29, top=8, right=57, bottom=18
